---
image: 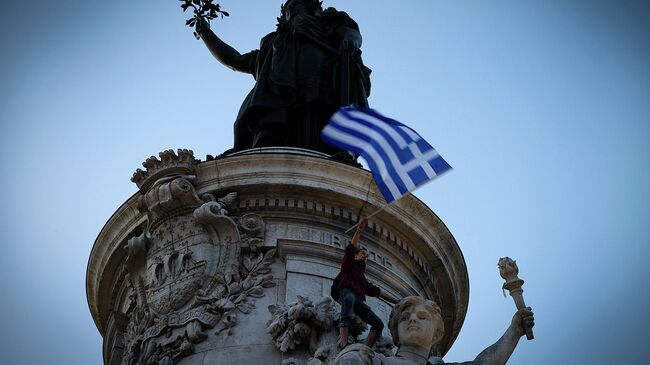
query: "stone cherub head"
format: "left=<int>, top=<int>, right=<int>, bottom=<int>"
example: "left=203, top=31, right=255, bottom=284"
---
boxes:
left=389, top=296, right=445, bottom=358
left=334, top=296, right=445, bottom=365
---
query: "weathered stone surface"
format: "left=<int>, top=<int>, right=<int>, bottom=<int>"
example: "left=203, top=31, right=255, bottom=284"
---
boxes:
left=87, top=148, right=469, bottom=364
left=201, top=344, right=282, bottom=365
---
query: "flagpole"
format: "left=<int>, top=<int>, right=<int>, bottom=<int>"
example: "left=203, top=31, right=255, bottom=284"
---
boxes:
left=345, top=205, right=389, bottom=234
left=343, top=172, right=450, bottom=234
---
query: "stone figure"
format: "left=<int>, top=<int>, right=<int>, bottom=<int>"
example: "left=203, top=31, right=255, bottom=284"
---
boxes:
left=334, top=296, right=535, bottom=365
left=196, top=0, right=371, bottom=156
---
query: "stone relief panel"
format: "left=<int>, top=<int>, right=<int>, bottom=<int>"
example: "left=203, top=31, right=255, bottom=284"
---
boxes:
left=118, top=150, right=278, bottom=365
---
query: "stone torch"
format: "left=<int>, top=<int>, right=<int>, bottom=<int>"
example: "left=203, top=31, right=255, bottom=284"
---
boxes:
left=498, top=257, right=534, bottom=340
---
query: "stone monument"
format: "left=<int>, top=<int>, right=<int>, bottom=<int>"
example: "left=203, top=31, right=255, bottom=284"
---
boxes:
left=87, top=147, right=469, bottom=364
left=87, top=2, right=535, bottom=364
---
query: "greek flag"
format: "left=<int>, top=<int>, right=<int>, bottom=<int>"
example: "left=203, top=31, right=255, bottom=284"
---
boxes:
left=321, top=106, right=452, bottom=204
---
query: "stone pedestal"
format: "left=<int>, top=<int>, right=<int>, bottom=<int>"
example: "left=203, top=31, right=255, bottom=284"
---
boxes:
left=86, top=148, right=468, bottom=365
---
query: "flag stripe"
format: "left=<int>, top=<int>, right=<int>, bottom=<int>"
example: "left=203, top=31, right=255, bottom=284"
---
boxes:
left=331, top=114, right=418, bottom=187
left=322, top=106, right=452, bottom=204
left=321, top=127, right=404, bottom=200
left=329, top=114, right=415, bottom=192
left=344, top=109, right=410, bottom=148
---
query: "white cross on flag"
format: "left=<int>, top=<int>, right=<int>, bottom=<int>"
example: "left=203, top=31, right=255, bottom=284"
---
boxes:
left=321, top=106, right=452, bottom=204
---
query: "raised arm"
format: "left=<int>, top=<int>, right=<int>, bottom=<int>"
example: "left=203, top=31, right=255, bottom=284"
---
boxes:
left=447, top=308, right=535, bottom=365
left=349, top=218, right=367, bottom=248
left=196, top=18, right=253, bottom=73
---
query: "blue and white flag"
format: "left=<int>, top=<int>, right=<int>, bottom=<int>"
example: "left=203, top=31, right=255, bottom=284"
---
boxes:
left=321, top=106, right=452, bottom=204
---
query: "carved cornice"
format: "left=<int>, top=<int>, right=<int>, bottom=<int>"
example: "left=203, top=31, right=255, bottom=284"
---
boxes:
left=131, top=149, right=200, bottom=193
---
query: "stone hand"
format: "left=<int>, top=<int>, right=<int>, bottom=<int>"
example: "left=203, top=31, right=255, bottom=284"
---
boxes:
left=510, top=307, right=535, bottom=337
left=196, top=16, right=211, bottom=37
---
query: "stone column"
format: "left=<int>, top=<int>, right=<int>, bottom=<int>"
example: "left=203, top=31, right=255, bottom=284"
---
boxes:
left=86, top=148, right=469, bottom=365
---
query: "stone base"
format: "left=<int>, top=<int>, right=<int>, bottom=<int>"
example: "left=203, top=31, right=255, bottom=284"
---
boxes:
left=87, top=149, right=468, bottom=364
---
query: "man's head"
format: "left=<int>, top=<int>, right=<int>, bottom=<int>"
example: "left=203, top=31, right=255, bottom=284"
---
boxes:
left=389, top=296, right=445, bottom=351
left=354, top=247, right=369, bottom=261
left=281, top=0, right=323, bottom=20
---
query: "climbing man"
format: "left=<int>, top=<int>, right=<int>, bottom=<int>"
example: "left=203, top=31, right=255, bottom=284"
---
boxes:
left=337, top=218, right=385, bottom=349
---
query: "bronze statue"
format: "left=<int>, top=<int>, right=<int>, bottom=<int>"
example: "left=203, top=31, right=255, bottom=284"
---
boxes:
left=195, top=0, right=371, bottom=156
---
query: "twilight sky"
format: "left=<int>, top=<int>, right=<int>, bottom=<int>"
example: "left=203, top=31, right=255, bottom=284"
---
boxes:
left=1, top=1, right=649, bottom=364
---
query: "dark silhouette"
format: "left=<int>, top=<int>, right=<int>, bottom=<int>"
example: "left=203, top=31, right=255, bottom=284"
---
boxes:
left=196, top=0, right=371, bottom=156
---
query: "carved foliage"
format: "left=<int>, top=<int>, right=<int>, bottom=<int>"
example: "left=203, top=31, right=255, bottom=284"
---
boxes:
left=267, top=296, right=367, bottom=361
left=197, top=249, right=277, bottom=335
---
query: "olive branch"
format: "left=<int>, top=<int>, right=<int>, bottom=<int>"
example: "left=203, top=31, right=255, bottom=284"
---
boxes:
left=179, top=0, right=229, bottom=39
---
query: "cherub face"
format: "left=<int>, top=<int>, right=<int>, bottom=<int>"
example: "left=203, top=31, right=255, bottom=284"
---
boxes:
left=397, top=303, right=444, bottom=348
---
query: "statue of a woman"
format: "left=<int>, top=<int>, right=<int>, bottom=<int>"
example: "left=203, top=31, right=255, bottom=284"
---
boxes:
left=196, top=0, right=371, bottom=156
left=334, top=296, right=534, bottom=365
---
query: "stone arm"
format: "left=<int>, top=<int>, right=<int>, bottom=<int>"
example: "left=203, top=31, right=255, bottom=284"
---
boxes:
left=196, top=18, right=253, bottom=74
left=446, top=308, right=534, bottom=365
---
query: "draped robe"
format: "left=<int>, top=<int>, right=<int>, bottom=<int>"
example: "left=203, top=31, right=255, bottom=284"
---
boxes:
left=232, top=8, right=371, bottom=154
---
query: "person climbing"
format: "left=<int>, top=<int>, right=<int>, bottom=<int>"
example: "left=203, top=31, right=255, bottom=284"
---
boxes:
left=336, top=218, right=384, bottom=349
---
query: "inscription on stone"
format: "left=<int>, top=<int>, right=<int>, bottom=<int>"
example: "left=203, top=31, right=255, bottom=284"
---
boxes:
left=272, top=223, right=396, bottom=269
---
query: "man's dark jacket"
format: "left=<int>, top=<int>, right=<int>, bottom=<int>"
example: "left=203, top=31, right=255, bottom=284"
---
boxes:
left=338, top=244, right=380, bottom=301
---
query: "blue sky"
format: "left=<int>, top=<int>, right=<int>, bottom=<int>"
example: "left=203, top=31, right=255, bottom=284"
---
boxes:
left=1, top=1, right=648, bottom=364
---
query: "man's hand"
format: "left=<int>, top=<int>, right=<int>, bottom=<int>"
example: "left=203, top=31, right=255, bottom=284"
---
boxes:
left=510, top=307, right=535, bottom=337
left=350, top=218, right=368, bottom=247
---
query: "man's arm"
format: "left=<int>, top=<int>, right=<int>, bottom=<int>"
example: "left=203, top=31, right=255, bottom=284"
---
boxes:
left=196, top=18, right=253, bottom=73
left=341, top=219, right=367, bottom=273
left=364, top=279, right=381, bottom=298
left=378, top=290, right=400, bottom=304
left=446, top=308, right=534, bottom=365
left=349, top=218, right=367, bottom=248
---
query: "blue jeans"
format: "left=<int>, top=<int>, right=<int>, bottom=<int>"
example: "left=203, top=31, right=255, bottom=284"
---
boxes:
left=338, top=288, right=384, bottom=333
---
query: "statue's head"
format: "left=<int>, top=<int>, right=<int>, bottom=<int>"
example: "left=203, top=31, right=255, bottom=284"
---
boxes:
left=389, top=296, right=445, bottom=351
left=281, top=0, right=323, bottom=20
